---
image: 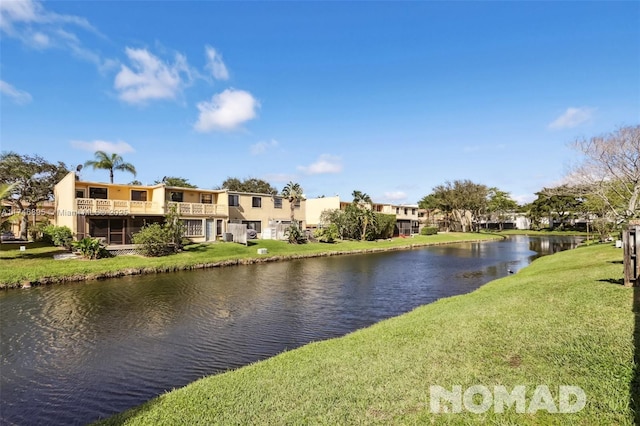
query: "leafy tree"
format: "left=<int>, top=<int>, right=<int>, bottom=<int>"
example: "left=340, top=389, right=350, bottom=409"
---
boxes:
left=0, top=152, right=68, bottom=239
left=132, top=205, right=185, bottom=256
left=426, top=180, right=488, bottom=232
left=220, top=177, right=277, bottom=194
left=527, top=186, right=582, bottom=230
left=153, top=176, right=197, bottom=188
left=129, top=180, right=143, bottom=185
left=84, top=151, right=136, bottom=183
left=418, top=193, right=438, bottom=227
left=281, top=181, right=304, bottom=224
left=352, top=190, right=375, bottom=240
left=486, top=188, right=519, bottom=231
left=568, top=125, right=640, bottom=222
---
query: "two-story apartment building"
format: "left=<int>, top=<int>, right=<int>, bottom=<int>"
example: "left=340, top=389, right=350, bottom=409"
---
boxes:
left=54, top=172, right=229, bottom=244
left=306, top=196, right=420, bottom=236
left=227, top=191, right=305, bottom=239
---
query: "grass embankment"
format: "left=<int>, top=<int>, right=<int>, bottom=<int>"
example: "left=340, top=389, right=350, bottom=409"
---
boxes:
left=100, top=243, right=635, bottom=425
left=481, top=229, right=590, bottom=236
left=0, top=233, right=499, bottom=288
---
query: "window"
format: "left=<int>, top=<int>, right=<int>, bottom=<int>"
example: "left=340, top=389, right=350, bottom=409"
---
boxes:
left=396, top=207, right=400, bottom=214
left=229, top=194, right=239, bottom=207
left=76, top=189, right=85, bottom=198
left=294, top=200, right=301, bottom=208
left=131, top=190, right=147, bottom=201
left=412, top=209, right=416, bottom=215
left=274, top=197, right=283, bottom=209
left=243, top=220, right=262, bottom=233
left=89, top=187, right=108, bottom=199
left=183, top=219, right=203, bottom=236
left=201, top=193, right=213, bottom=204
left=252, top=196, right=262, bottom=208
left=404, top=208, right=408, bottom=215
left=170, top=192, right=184, bottom=202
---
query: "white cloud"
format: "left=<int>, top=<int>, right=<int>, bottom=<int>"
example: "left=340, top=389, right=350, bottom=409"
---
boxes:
left=70, top=140, right=135, bottom=154
left=205, top=46, right=229, bottom=80
left=548, top=107, right=595, bottom=130
left=194, top=88, right=260, bottom=132
left=0, top=0, right=110, bottom=68
left=0, top=80, right=32, bottom=104
left=250, top=139, right=279, bottom=155
left=383, top=191, right=408, bottom=202
left=114, top=47, right=192, bottom=104
left=263, top=173, right=297, bottom=184
left=297, top=154, right=343, bottom=175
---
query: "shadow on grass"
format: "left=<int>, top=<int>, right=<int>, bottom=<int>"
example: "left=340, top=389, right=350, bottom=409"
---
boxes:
left=598, top=278, right=625, bottom=285
left=610, top=260, right=624, bottom=265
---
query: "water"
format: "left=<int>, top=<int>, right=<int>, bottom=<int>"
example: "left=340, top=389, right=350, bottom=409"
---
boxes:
left=0, top=236, right=581, bottom=425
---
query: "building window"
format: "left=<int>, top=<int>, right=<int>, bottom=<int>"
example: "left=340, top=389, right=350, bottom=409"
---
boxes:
left=404, top=208, right=408, bottom=215
left=252, top=196, right=262, bottom=208
left=183, top=219, right=203, bottom=237
left=274, top=197, right=283, bottom=209
left=229, top=194, right=239, bottom=207
left=396, top=207, right=400, bottom=214
left=201, top=193, right=213, bottom=204
left=170, top=192, right=184, bottom=202
left=243, top=220, right=262, bottom=233
left=76, top=189, right=85, bottom=198
left=131, top=190, right=147, bottom=201
left=89, top=187, right=108, bottom=199
left=294, top=200, right=301, bottom=208
left=412, top=208, right=416, bottom=215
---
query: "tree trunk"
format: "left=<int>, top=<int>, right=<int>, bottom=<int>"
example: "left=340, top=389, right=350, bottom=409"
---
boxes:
left=110, top=169, right=114, bottom=184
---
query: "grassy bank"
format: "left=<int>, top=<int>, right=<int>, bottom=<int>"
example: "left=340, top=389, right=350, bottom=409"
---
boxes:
left=100, top=243, right=634, bottom=425
left=0, top=233, right=499, bottom=288
left=481, top=229, right=590, bottom=236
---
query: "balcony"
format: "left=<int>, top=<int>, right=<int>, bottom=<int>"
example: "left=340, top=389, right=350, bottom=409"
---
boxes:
left=166, top=202, right=226, bottom=216
left=76, top=198, right=162, bottom=215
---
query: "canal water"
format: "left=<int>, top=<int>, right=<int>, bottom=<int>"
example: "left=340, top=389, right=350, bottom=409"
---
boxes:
left=0, top=236, right=582, bottom=425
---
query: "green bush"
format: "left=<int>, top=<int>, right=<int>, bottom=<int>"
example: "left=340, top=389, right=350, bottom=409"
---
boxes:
left=314, top=224, right=339, bottom=243
left=373, top=213, right=396, bottom=239
left=132, top=223, right=174, bottom=257
left=420, top=226, right=438, bottom=235
left=43, top=225, right=73, bottom=248
left=73, top=237, right=109, bottom=259
left=285, top=224, right=308, bottom=244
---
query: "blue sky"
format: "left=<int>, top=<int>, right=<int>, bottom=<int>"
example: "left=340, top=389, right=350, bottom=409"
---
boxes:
left=1, top=1, right=638, bottom=204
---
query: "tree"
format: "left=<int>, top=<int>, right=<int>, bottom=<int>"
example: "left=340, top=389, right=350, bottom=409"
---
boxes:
left=0, top=152, right=68, bottom=239
left=486, top=188, right=518, bottom=231
left=352, top=190, right=375, bottom=240
left=426, top=180, right=488, bottom=232
left=220, top=177, right=277, bottom=195
left=129, top=180, right=143, bottom=186
left=153, top=176, right=197, bottom=188
left=527, top=186, right=582, bottom=230
left=84, top=151, right=136, bottom=183
left=569, top=124, right=640, bottom=222
left=418, top=193, right=439, bottom=227
left=281, top=181, right=304, bottom=224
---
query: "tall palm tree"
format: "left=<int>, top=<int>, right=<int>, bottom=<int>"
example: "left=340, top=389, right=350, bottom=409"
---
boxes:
left=84, top=151, right=136, bottom=183
left=352, top=190, right=374, bottom=240
left=281, top=181, right=304, bottom=224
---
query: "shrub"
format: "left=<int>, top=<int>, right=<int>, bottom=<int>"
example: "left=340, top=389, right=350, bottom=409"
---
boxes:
left=420, top=226, right=438, bottom=235
left=73, top=237, right=109, bottom=259
left=314, top=224, right=339, bottom=243
left=285, top=224, right=308, bottom=244
left=43, top=225, right=73, bottom=248
left=373, top=213, right=396, bottom=239
left=132, top=223, right=174, bottom=257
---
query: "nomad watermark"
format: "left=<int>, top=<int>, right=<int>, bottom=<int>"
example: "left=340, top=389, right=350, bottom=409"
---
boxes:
left=429, top=385, right=586, bottom=414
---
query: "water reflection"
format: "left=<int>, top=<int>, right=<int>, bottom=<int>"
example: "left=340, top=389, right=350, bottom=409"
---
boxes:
left=0, top=236, right=582, bottom=425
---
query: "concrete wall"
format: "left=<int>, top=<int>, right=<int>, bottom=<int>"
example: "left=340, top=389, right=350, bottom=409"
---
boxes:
left=305, top=196, right=341, bottom=227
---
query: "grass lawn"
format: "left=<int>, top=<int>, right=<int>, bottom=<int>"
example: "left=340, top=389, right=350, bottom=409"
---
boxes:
left=98, top=243, right=636, bottom=425
left=0, top=233, right=499, bottom=288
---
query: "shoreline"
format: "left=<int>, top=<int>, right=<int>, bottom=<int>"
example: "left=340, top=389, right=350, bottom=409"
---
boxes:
left=1, top=236, right=502, bottom=290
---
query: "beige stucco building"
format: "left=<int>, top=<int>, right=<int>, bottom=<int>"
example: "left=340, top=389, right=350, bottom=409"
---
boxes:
left=54, top=172, right=229, bottom=244
left=227, top=191, right=305, bottom=239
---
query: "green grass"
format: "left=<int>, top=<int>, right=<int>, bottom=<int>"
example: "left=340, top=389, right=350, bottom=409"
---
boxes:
left=0, top=233, right=499, bottom=288
left=98, top=243, right=635, bottom=425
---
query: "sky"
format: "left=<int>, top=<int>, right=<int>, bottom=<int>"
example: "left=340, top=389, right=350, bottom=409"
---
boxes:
left=1, top=1, right=639, bottom=205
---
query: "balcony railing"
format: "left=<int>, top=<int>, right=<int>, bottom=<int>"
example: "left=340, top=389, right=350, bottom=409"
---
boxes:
left=166, top=202, right=226, bottom=216
left=76, top=198, right=161, bottom=215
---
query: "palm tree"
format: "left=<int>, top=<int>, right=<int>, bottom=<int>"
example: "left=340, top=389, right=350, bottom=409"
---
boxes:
left=352, top=190, right=374, bottom=240
left=84, top=151, right=136, bottom=183
left=0, top=183, right=17, bottom=226
left=281, top=181, right=304, bottom=224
